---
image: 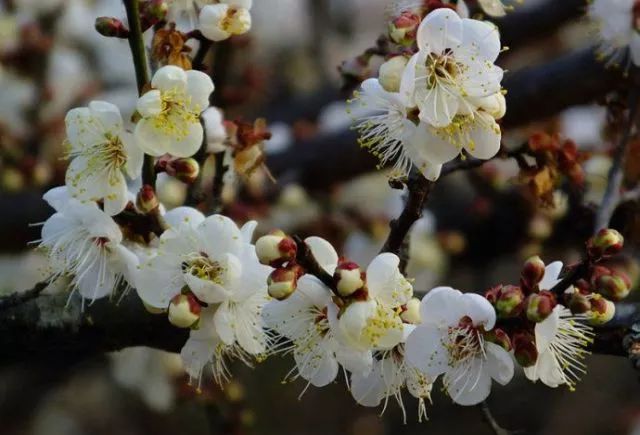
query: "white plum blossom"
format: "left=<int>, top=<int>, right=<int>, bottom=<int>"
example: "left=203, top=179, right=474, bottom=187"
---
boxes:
left=38, top=187, right=137, bottom=302
left=523, top=263, right=594, bottom=390
left=201, top=106, right=227, bottom=153
left=135, top=65, right=214, bottom=158
left=263, top=237, right=358, bottom=389
left=199, top=0, right=252, bottom=42
left=353, top=78, right=442, bottom=180
left=589, top=0, right=640, bottom=67
left=64, top=101, right=143, bottom=216
left=136, top=212, right=271, bottom=381
left=405, top=287, right=514, bottom=406
left=334, top=253, right=414, bottom=373
left=349, top=328, right=434, bottom=422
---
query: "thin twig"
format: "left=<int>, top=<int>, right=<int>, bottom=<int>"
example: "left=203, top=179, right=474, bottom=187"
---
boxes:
left=594, top=86, right=640, bottom=232
left=293, top=235, right=336, bottom=293
left=548, top=259, right=590, bottom=298
left=123, top=0, right=156, bottom=188
left=380, top=170, right=433, bottom=271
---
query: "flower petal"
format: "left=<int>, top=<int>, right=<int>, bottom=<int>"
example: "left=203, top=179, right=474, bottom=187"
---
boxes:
left=304, top=236, right=339, bottom=274
left=186, top=69, right=214, bottom=112
left=485, top=342, right=514, bottom=385
left=152, top=65, right=188, bottom=92
left=416, top=8, right=463, bottom=54
left=405, top=324, right=449, bottom=379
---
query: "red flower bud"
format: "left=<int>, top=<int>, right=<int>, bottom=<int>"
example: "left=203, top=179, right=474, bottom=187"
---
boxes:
left=136, top=184, right=159, bottom=213
left=95, top=17, right=129, bottom=38
left=484, top=328, right=512, bottom=352
left=520, top=255, right=546, bottom=292
left=333, top=260, right=365, bottom=297
left=255, top=230, right=297, bottom=267
left=512, top=330, right=538, bottom=368
left=495, top=285, right=525, bottom=318
left=525, top=290, right=557, bottom=322
left=588, top=228, right=624, bottom=259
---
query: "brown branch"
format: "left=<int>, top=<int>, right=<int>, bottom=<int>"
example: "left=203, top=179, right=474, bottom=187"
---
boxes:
left=0, top=281, right=48, bottom=311
left=380, top=171, right=433, bottom=272
left=293, top=235, right=336, bottom=292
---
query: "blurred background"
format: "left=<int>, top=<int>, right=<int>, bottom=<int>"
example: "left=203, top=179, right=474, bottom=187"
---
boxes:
left=0, top=0, right=639, bottom=434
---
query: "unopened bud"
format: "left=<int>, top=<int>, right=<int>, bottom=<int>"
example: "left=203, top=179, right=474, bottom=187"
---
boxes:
left=334, top=261, right=365, bottom=297
left=566, top=290, right=591, bottom=314
left=484, top=285, right=501, bottom=304
left=512, top=331, right=538, bottom=368
left=167, top=158, right=200, bottom=184
left=520, top=255, right=546, bottom=291
left=378, top=56, right=408, bottom=92
left=594, top=270, right=632, bottom=301
left=588, top=228, right=624, bottom=259
left=95, top=17, right=129, bottom=38
left=137, top=184, right=159, bottom=213
left=140, top=0, right=168, bottom=31
left=586, top=294, right=615, bottom=325
left=168, top=293, right=201, bottom=328
left=525, top=290, right=557, bottom=322
left=400, top=298, right=421, bottom=324
left=495, top=285, right=525, bottom=318
left=255, top=230, right=297, bottom=267
left=484, top=328, right=512, bottom=352
left=268, top=265, right=303, bottom=300
left=388, top=11, right=420, bottom=45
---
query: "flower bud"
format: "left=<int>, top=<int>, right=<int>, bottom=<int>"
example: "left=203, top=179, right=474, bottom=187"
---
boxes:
left=588, top=228, right=624, bottom=259
left=586, top=294, right=615, bottom=325
left=400, top=298, right=421, bottom=324
left=525, top=290, right=557, bottom=322
left=199, top=4, right=251, bottom=42
left=268, top=265, right=303, bottom=300
left=512, top=331, right=538, bottom=368
left=255, top=230, right=297, bottom=267
left=168, top=293, right=201, bottom=328
left=140, top=0, right=168, bottom=31
left=95, top=17, right=129, bottom=38
left=136, top=184, right=159, bottom=213
left=484, top=328, right=512, bottom=352
left=566, top=290, right=591, bottom=314
left=388, top=11, right=420, bottom=45
left=333, top=261, right=365, bottom=297
left=594, top=270, right=632, bottom=301
left=520, top=255, right=546, bottom=291
left=378, top=56, right=408, bottom=92
left=484, top=285, right=501, bottom=304
left=495, top=285, right=525, bottom=318
left=166, top=158, right=200, bottom=184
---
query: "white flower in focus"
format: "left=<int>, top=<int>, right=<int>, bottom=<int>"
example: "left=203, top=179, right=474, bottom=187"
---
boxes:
left=523, top=305, right=593, bottom=390
left=64, top=101, right=143, bottom=216
left=590, top=0, right=640, bottom=67
left=335, top=253, right=413, bottom=363
left=405, top=287, right=514, bottom=405
left=39, top=187, right=137, bottom=302
left=350, top=333, right=433, bottom=422
left=199, top=0, right=252, bottom=41
left=136, top=214, right=271, bottom=362
left=401, top=8, right=503, bottom=128
left=135, top=65, right=214, bottom=158
left=263, top=236, right=350, bottom=388
left=352, top=78, right=442, bottom=180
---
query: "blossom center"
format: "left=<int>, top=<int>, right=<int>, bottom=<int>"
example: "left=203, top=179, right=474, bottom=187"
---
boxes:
left=153, top=88, right=199, bottom=140
left=425, top=51, right=460, bottom=89
left=446, top=316, right=483, bottom=366
left=183, top=252, right=225, bottom=284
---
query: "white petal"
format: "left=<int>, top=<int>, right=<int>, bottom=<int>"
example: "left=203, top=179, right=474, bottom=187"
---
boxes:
left=240, top=220, right=257, bottom=244
left=199, top=4, right=231, bottom=41
left=407, top=121, right=460, bottom=165
left=123, top=132, right=144, bottom=180
left=181, top=336, right=214, bottom=380
left=136, top=90, right=163, bottom=117
left=539, top=261, right=564, bottom=290
left=446, top=359, right=491, bottom=406
left=43, top=186, right=71, bottom=211
left=537, top=350, right=564, bottom=388
left=102, top=172, right=129, bottom=216
left=213, top=301, right=235, bottom=345
left=186, top=69, right=214, bottom=112
left=163, top=206, right=205, bottom=229
left=152, top=65, right=188, bottom=92
left=485, top=342, right=514, bottom=385
left=199, top=214, right=243, bottom=257
left=304, top=236, right=339, bottom=274
left=89, top=100, right=123, bottom=133
left=366, top=252, right=402, bottom=302
left=461, top=292, right=496, bottom=330
left=350, top=361, right=386, bottom=407
left=134, top=118, right=172, bottom=156
left=183, top=271, right=233, bottom=303
left=165, top=121, right=204, bottom=158
left=296, top=275, right=332, bottom=308
left=534, top=306, right=560, bottom=353
left=461, top=18, right=501, bottom=62
left=465, top=115, right=501, bottom=160
left=419, top=286, right=464, bottom=327
left=417, top=82, right=459, bottom=128
left=405, top=325, right=449, bottom=379
left=294, top=339, right=339, bottom=387
left=135, top=255, right=183, bottom=308
left=416, top=8, right=463, bottom=53
left=65, top=107, right=104, bottom=152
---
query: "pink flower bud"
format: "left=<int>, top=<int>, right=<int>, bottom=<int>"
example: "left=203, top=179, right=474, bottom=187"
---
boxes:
left=140, top=0, right=168, bottom=32
left=588, top=228, right=624, bottom=259
left=268, top=264, right=303, bottom=300
left=168, top=293, right=201, bottom=328
left=166, top=158, right=200, bottom=184
left=255, top=230, right=297, bottom=267
left=136, top=184, right=159, bottom=213
left=566, top=291, right=591, bottom=314
left=95, top=17, right=129, bottom=38
left=495, top=285, right=525, bottom=318
left=520, top=255, right=546, bottom=292
left=525, top=290, right=557, bottom=322
left=333, top=260, right=365, bottom=297
left=513, top=330, right=538, bottom=368
left=484, top=328, right=512, bottom=352
left=594, top=270, right=632, bottom=301
left=388, top=11, right=420, bottom=45
left=586, top=294, right=615, bottom=325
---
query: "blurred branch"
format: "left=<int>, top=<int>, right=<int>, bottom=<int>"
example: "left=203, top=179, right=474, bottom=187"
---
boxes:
left=268, top=47, right=626, bottom=189
left=0, top=281, right=48, bottom=310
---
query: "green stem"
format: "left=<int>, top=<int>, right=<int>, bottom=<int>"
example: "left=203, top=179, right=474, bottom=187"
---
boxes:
left=122, top=0, right=156, bottom=188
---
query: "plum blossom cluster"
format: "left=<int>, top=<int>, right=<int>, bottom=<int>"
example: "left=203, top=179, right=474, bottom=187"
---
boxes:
left=29, top=0, right=634, bottom=426
left=351, top=6, right=506, bottom=180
